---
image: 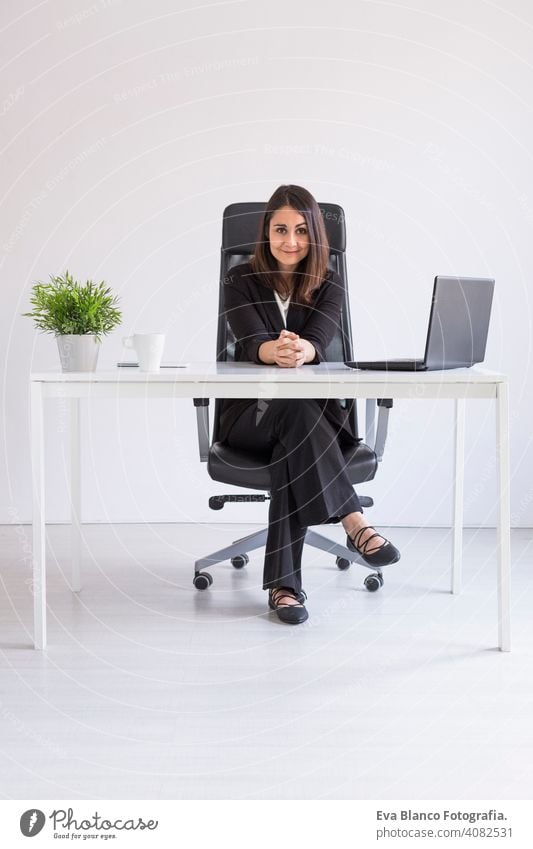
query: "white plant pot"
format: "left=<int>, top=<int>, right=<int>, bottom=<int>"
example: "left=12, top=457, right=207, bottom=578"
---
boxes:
left=56, top=334, right=101, bottom=372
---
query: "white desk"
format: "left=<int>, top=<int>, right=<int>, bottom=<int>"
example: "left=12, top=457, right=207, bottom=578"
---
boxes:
left=30, top=363, right=510, bottom=651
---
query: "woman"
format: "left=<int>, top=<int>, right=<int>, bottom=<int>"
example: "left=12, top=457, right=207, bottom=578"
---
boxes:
left=220, top=185, right=400, bottom=624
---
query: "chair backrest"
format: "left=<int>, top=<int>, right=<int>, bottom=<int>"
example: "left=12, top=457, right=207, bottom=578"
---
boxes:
left=214, top=201, right=359, bottom=439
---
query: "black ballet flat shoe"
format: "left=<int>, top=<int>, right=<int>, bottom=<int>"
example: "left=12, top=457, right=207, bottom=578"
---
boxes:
left=346, top=526, right=401, bottom=567
left=268, top=587, right=309, bottom=625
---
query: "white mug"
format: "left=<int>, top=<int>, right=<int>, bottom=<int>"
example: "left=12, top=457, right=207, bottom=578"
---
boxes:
left=122, top=333, right=165, bottom=371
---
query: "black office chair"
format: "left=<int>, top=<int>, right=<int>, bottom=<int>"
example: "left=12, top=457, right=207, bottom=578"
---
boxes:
left=193, top=202, right=393, bottom=593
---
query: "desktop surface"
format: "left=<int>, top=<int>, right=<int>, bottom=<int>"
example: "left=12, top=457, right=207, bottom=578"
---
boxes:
left=30, top=362, right=505, bottom=384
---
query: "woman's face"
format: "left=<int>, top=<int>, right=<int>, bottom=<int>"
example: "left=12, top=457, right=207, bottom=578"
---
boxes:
left=268, top=205, right=310, bottom=272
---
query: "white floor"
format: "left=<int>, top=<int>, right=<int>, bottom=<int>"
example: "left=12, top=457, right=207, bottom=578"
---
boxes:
left=0, top=522, right=532, bottom=800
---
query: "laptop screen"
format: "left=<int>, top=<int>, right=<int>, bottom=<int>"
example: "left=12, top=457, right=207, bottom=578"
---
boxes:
left=424, top=276, right=495, bottom=369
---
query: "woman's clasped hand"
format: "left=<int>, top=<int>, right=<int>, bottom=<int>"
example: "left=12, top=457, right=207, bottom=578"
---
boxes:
left=259, top=329, right=315, bottom=368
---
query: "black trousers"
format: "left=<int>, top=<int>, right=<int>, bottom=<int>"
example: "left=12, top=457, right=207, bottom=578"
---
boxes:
left=224, top=399, right=363, bottom=594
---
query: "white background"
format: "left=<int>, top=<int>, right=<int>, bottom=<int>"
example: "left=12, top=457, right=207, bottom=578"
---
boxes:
left=1, top=0, right=532, bottom=527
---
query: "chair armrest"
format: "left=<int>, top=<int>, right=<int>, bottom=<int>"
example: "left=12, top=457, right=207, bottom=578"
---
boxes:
left=365, top=398, right=393, bottom=462
left=193, top=399, right=210, bottom=462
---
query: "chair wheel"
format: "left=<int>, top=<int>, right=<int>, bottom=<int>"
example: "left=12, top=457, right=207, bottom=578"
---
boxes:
left=194, top=572, right=213, bottom=590
left=231, top=554, right=249, bottom=569
left=336, top=556, right=351, bottom=571
left=364, top=573, right=384, bottom=592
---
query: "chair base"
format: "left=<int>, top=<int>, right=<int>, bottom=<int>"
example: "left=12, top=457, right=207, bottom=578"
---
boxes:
left=194, top=523, right=385, bottom=593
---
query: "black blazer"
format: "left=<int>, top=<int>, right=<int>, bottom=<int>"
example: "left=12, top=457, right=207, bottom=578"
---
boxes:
left=219, top=262, right=358, bottom=443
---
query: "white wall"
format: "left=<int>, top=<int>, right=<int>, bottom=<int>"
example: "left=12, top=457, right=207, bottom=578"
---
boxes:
left=1, top=0, right=532, bottom=527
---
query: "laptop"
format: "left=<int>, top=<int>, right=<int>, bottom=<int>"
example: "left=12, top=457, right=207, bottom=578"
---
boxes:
left=345, top=275, right=495, bottom=371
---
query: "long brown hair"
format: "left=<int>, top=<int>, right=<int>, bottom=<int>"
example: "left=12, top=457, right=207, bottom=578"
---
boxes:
left=250, top=185, right=330, bottom=304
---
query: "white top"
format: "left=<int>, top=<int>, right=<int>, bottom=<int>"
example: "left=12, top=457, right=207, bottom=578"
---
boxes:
left=29, top=363, right=505, bottom=402
left=274, top=290, right=291, bottom=326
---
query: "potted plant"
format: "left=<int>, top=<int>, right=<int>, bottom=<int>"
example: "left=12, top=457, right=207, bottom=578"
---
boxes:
left=24, top=270, right=122, bottom=372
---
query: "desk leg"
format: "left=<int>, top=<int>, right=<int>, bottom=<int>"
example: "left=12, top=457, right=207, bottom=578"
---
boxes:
left=452, top=398, right=465, bottom=594
left=31, top=382, right=46, bottom=650
left=70, top=398, right=82, bottom=592
left=496, top=382, right=511, bottom=652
